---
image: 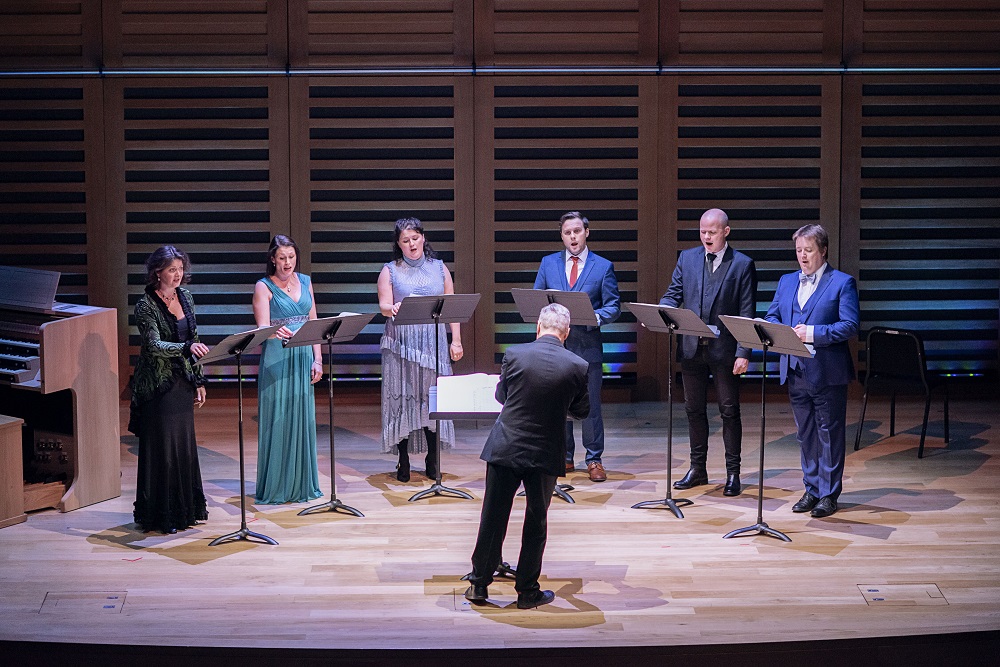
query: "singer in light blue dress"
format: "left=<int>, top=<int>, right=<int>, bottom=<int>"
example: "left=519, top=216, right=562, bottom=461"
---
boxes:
left=253, top=235, right=323, bottom=504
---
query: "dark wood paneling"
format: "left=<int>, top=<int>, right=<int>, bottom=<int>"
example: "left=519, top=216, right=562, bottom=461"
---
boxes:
left=0, top=79, right=99, bottom=305
left=292, top=77, right=470, bottom=380
left=103, top=78, right=290, bottom=380
left=291, top=1, right=473, bottom=68
left=476, top=0, right=657, bottom=67
left=663, top=75, right=843, bottom=377
left=104, top=0, right=287, bottom=69
left=847, top=0, right=1000, bottom=67
left=847, top=75, right=1000, bottom=375
left=474, top=76, right=651, bottom=385
left=0, top=1, right=101, bottom=70
left=663, top=0, right=842, bottom=66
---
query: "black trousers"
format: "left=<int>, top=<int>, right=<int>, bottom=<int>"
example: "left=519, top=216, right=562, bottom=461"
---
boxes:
left=469, top=462, right=557, bottom=595
left=680, top=349, right=742, bottom=474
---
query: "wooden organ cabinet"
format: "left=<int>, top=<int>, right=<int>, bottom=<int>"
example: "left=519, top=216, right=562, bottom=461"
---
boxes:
left=0, top=266, right=120, bottom=524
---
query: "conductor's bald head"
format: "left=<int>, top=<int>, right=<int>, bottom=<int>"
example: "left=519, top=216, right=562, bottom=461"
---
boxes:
left=537, top=303, right=571, bottom=343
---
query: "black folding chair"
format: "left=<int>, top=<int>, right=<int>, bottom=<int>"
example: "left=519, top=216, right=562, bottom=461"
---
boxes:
left=855, top=327, right=949, bottom=459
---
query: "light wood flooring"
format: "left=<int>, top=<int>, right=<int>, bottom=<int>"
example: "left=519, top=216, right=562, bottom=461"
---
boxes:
left=1, top=391, right=997, bottom=658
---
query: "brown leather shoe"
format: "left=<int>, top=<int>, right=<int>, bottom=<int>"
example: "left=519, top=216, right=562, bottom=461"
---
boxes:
left=565, top=461, right=575, bottom=473
left=587, top=461, right=607, bottom=482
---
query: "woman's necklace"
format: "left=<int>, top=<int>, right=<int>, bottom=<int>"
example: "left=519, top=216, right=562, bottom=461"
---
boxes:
left=156, top=288, right=177, bottom=304
left=275, top=273, right=294, bottom=293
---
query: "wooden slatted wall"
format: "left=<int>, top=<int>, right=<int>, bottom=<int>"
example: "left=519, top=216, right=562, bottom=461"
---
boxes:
left=290, top=76, right=475, bottom=380
left=660, top=75, right=843, bottom=375
left=103, top=0, right=287, bottom=69
left=104, top=78, right=290, bottom=380
left=474, top=77, right=658, bottom=384
left=842, top=75, right=1000, bottom=376
left=291, top=1, right=473, bottom=67
left=475, top=0, right=658, bottom=66
left=845, top=0, right=1000, bottom=66
left=0, top=1, right=101, bottom=70
left=0, top=79, right=104, bottom=306
left=663, top=0, right=843, bottom=66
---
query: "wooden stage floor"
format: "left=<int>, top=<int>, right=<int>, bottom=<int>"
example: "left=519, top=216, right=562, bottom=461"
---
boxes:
left=1, top=393, right=998, bottom=664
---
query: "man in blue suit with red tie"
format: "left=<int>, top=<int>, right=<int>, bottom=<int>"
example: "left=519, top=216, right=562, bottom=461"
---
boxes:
left=765, top=224, right=859, bottom=518
left=533, top=212, right=621, bottom=482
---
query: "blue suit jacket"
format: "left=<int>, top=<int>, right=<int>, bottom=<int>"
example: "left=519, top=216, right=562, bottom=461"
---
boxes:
left=533, top=250, right=621, bottom=363
left=765, top=267, right=859, bottom=386
left=659, top=245, right=756, bottom=364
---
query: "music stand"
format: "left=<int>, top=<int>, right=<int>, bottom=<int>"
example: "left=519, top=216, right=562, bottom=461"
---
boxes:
left=199, top=324, right=282, bottom=547
left=718, top=316, right=814, bottom=542
left=626, top=303, right=718, bottom=518
left=509, top=288, right=600, bottom=503
left=284, top=313, right=375, bottom=518
left=393, top=293, right=481, bottom=502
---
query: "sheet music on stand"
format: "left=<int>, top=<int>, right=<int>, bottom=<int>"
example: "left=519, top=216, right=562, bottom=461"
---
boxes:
left=718, top=316, right=814, bottom=359
left=429, top=373, right=502, bottom=420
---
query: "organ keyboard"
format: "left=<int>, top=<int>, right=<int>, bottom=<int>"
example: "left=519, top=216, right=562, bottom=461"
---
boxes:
left=0, top=266, right=120, bottom=516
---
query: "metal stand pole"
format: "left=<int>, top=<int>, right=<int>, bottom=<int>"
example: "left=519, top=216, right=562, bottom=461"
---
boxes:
left=298, top=335, right=363, bottom=517
left=210, top=349, right=278, bottom=546
left=410, top=308, right=472, bottom=502
left=723, top=343, right=790, bottom=542
left=632, top=330, right=693, bottom=518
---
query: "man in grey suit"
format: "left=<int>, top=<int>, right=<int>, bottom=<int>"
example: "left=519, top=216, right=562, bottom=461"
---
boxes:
left=659, top=208, right=757, bottom=497
left=465, top=303, right=590, bottom=610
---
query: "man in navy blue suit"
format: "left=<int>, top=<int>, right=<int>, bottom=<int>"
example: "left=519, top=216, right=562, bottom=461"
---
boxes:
left=660, top=208, right=756, bottom=497
left=533, top=212, right=621, bottom=482
left=765, top=224, right=859, bottom=518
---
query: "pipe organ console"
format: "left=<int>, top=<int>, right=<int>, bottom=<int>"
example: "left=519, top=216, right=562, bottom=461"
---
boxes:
left=0, top=266, right=120, bottom=522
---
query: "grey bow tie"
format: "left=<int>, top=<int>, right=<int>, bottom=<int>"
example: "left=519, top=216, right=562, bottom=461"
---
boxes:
left=800, top=272, right=817, bottom=285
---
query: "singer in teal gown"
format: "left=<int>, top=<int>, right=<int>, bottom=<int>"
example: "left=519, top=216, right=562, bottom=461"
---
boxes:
left=254, top=269, right=322, bottom=505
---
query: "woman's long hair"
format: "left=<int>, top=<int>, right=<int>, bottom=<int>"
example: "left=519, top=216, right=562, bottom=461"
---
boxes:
left=145, top=245, right=192, bottom=287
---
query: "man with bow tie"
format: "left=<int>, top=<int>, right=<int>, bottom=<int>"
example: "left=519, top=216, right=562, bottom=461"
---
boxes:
left=765, top=224, right=859, bottom=518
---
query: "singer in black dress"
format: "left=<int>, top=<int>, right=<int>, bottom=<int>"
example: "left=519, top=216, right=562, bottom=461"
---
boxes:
left=128, top=246, right=210, bottom=534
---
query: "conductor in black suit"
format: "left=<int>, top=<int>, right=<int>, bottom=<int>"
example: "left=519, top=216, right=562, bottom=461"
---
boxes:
left=465, top=303, right=590, bottom=610
left=659, top=208, right=757, bottom=497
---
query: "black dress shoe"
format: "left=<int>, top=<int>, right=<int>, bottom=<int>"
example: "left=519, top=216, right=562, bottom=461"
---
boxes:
left=464, top=585, right=488, bottom=603
left=723, top=473, right=741, bottom=497
left=810, top=497, right=838, bottom=518
left=673, top=468, right=708, bottom=490
left=792, top=492, right=819, bottom=513
left=516, top=589, right=555, bottom=610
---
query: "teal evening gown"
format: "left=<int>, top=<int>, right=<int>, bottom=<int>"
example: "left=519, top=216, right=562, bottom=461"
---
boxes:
left=255, top=273, right=322, bottom=504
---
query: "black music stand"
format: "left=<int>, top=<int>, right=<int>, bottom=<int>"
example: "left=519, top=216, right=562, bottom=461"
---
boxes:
left=199, top=324, right=282, bottom=547
left=718, top=315, right=813, bottom=543
left=284, top=312, right=375, bottom=518
left=393, top=293, right=481, bottom=502
left=626, top=303, right=718, bottom=518
left=509, top=288, right=599, bottom=503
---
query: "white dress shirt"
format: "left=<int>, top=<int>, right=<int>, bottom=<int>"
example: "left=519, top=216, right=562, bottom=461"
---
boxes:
left=798, top=262, right=828, bottom=344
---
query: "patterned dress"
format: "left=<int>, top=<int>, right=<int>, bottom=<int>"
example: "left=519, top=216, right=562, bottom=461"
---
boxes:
left=380, top=257, right=455, bottom=454
left=255, top=273, right=322, bottom=504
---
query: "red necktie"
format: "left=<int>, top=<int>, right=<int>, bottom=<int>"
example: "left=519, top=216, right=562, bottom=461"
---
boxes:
left=569, top=256, right=579, bottom=287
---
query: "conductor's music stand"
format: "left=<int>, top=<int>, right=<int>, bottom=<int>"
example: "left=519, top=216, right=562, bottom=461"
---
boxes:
left=393, top=293, right=481, bottom=502
left=284, top=312, right=375, bottom=518
left=198, top=324, right=282, bottom=547
left=626, top=303, right=717, bottom=518
left=510, top=288, right=600, bottom=504
left=718, top=316, right=814, bottom=542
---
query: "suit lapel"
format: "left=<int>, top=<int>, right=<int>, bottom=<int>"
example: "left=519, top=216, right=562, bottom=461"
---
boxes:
left=800, top=269, right=835, bottom=321
left=690, top=252, right=705, bottom=316
left=572, top=252, right=598, bottom=292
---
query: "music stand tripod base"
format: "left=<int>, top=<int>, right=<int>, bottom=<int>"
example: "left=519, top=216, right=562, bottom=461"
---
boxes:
left=409, top=481, right=474, bottom=502
left=461, top=560, right=517, bottom=581
left=209, top=525, right=279, bottom=547
left=723, top=521, right=791, bottom=542
left=631, top=495, right=693, bottom=519
left=298, top=498, right=364, bottom=517
left=517, top=483, right=575, bottom=504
